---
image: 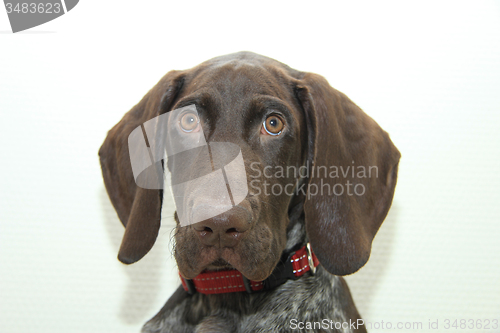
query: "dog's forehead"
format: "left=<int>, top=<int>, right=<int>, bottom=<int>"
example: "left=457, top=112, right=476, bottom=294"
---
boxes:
left=184, top=57, right=290, bottom=102
left=168, top=54, right=303, bottom=140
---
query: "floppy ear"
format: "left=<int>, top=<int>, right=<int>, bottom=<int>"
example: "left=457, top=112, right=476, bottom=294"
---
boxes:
left=99, top=70, right=185, bottom=264
left=296, top=72, right=400, bottom=276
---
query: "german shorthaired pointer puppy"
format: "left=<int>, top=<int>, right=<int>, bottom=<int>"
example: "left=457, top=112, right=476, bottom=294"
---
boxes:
left=99, top=52, right=400, bottom=332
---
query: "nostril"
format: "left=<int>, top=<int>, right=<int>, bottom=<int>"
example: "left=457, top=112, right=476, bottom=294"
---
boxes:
left=193, top=224, right=213, bottom=236
left=226, top=228, right=238, bottom=234
left=198, top=227, right=213, bottom=237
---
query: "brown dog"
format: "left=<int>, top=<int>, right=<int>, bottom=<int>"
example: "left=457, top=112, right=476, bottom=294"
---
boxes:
left=99, top=52, right=400, bottom=332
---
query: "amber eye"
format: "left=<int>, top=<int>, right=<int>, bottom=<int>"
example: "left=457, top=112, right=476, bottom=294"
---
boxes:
left=179, top=112, right=200, bottom=132
left=262, top=115, right=284, bottom=136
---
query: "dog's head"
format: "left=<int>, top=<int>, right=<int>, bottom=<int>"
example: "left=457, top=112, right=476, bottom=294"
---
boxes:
left=99, top=52, right=400, bottom=282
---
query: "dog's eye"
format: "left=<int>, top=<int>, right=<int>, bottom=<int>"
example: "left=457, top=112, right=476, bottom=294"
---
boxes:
left=179, top=112, right=200, bottom=133
left=262, top=115, right=284, bottom=136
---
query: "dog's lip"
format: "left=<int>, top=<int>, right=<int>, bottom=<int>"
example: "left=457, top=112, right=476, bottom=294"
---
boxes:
left=178, top=247, right=273, bottom=281
left=180, top=256, right=273, bottom=282
left=205, top=258, right=234, bottom=271
left=211, top=258, right=231, bottom=266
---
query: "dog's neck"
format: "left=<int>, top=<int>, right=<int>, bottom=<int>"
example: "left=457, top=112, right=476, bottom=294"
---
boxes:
left=284, top=200, right=308, bottom=251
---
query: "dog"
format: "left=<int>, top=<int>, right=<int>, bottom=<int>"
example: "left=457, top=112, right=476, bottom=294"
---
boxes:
left=99, top=52, right=400, bottom=332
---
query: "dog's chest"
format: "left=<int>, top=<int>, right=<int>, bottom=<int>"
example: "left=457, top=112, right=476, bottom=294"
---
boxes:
left=143, top=271, right=357, bottom=333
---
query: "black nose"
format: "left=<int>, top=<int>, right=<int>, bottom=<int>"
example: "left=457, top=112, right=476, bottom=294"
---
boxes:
left=192, top=206, right=251, bottom=248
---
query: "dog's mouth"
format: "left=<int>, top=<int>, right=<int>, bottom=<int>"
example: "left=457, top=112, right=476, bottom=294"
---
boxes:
left=205, top=258, right=234, bottom=271
left=175, top=214, right=282, bottom=281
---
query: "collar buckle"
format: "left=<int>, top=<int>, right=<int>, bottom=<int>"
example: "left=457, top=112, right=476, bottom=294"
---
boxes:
left=306, top=242, right=316, bottom=275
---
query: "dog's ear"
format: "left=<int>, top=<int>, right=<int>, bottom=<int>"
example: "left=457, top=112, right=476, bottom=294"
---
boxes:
left=296, top=72, right=400, bottom=276
left=99, top=70, right=185, bottom=264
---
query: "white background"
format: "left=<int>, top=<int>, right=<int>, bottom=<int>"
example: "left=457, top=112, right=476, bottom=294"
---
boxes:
left=1, top=1, right=499, bottom=332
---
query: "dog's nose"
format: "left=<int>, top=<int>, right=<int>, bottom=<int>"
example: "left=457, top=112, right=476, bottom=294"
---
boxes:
left=192, top=205, right=251, bottom=248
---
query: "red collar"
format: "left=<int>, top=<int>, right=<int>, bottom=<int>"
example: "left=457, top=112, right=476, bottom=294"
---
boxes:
left=180, top=243, right=319, bottom=295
